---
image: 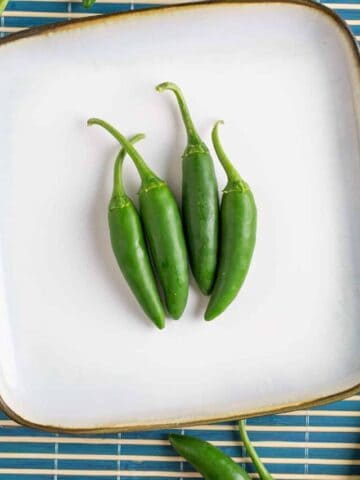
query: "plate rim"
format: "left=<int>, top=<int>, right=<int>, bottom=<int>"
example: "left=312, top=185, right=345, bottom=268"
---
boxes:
left=1, top=0, right=359, bottom=433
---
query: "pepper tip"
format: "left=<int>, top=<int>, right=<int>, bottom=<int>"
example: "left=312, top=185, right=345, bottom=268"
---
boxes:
left=168, top=433, right=184, bottom=445
left=204, top=309, right=218, bottom=321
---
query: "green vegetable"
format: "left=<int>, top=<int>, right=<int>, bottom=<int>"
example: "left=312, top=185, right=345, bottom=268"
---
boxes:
left=239, top=420, right=273, bottom=480
left=106, top=134, right=165, bottom=329
left=156, top=82, right=219, bottom=295
left=0, top=0, right=9, bottom=15
left=88, top=118, right=189, bottom=319
left=205, top=121, right=257, bottom=321
left=169, top=433, right=251, bottom=480
left=82, top=0, right=96, bottom=8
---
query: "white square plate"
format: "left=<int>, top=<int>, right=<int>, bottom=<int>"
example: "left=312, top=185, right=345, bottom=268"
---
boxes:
left=0, top=0, right=359, bottom=432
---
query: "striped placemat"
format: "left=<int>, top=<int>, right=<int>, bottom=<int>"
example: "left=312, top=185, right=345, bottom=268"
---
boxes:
left=1, top=1, right=360, bottom=478
left=0, top=396, right=359, bottom=478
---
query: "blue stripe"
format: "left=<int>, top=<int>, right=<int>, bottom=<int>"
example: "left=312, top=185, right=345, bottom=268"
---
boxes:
left=326, top=0, right=360, bottom=3
left=59, top=443, right=119, bottom=455
left=309, top=448, right=360, bottom=460
left=58, top=459, right=118, bottom=470
left=0, top=458, right=54, bottom=468
left=0, top=442, right=54, bottom=453
left=7, top=1, right=69, bottom=12
left=313, top=401, right=360, bottom=411
left=57, top=477, right=118, bottom=480
left=4, top=16, right=68, bottom=26
left=120, top=459, right=181, bottom=471
left=0, top=427, right=57, bottom=437
left=310, top=431, right=360, bottom=442
left=309, top=416, right=360, bottom=427
left=309, top=464, right=360, bottom=474
left=0, top=476, right=54, bottom=480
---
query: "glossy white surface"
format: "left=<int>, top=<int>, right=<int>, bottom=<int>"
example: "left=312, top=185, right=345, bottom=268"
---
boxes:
left=0, top=2, right=359, bottom=430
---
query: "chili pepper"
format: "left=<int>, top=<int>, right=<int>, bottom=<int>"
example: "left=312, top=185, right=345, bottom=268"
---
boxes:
left=239, top=420, right=273, bottom=480
left=82, top=0, right=96, bottom=8
left=205, top=121, right=257, bottom=321
left=0, top=0, right=9, bottom=14
left=169, top=433, right=251, bottom=480
left=156, top=82, right=219, bottom=295
left=105, top=134, right=165, bottom=329
left=88, top=118, right=189, bottom=319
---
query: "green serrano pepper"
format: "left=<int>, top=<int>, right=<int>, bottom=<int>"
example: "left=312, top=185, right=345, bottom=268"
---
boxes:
left=205, top=121, right=257, bottom=321
left=169, top=433, right=251, bottom=480
left=156, top=82, right=219, bottom=295
left=82, top=0, right=96, bottom=8
left=0, top=0, right=9, bottom=14
left=106, top=134, right=165, bottom=329
left=88, top=118, right=189, bottom=319
left=239, top=420, right=273, bottom=480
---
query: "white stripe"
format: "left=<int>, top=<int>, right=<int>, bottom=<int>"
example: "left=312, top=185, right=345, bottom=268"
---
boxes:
left=0, top=471, right=201, bottom=477
left=0, top=435, right=360, bottom=446
left=0, top=420, right=17, bottom=426
left=0, top=27, right=26, bottom=32
left=286, top=411, right=360, bottom=417
left=244, top=426, right=360, bottom=432
left=2, top=10, right=98, bottom=17
left=186, top=425, right=360, bottom=432
left=0, top=470, right=358, bottom=478
left=0, top=453, right=359, bottom=465
left=325, top=2, right=360, bottom=8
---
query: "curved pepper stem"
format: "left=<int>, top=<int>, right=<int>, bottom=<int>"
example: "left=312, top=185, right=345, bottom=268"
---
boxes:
left=113, top=133, right=145, bottom=197
left=87, top=118, right=158, bottom=185
left=212, top=121, right=249, bottom=191
left=212, top=121, right=241, bottom=182
left=156, top=82, right=202, bottom=146
left=239, top=420, right=273, bottom=480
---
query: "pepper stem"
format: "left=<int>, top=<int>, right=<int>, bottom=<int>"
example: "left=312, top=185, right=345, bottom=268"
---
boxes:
left=87, top=118, right=158, bottom=184
left=156, top=82, right=202, bottom=145
left=113, top=133, right=145, bottom=197
left=239, top=420, right=273, bottom=480
left=211, top=121, right=245, bottom=185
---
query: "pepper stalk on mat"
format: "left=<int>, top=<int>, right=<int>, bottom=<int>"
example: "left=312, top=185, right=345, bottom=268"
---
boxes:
left=156, top=82, right=219, bottom=295
left=106, top=134, right=165, bottom=329
left=169, top=420, right=273, bottom=480
left=239, top=420, right=273, bottom=480
left=205, top=121, right=257, bottom=321
left=88, top=117, right=189, bottom=320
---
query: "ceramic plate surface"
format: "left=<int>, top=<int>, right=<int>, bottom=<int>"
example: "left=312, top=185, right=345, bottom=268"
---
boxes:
left=0, top=0, right=359, bottom=432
